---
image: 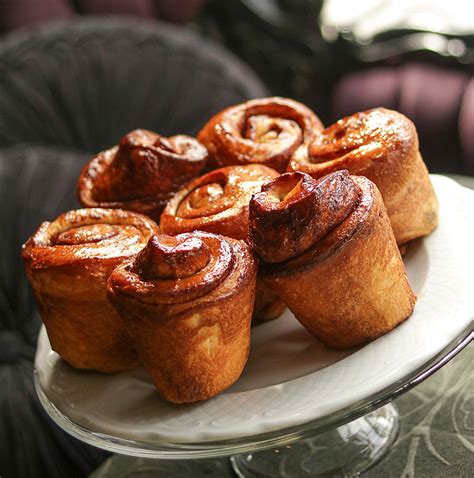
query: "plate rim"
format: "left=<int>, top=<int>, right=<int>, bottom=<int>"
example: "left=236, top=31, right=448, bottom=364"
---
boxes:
left=34, top=324, right=472, bottom=458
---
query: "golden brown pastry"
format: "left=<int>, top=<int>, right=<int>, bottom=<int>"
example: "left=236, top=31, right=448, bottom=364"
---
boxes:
left=160, top=164, right=285, bottom=321
left=160, top=164, right=279, bottom=239
left=77, top=129, right=208, bottom=221
left=288, top=108, right=438, bottom=245
left=107, top=231, right=257, bottom=403
left=22, top=208, right=159, bottom=372
left=198, top=97, right=323, bottom=172
left=249, top=170, right=416, bottom=349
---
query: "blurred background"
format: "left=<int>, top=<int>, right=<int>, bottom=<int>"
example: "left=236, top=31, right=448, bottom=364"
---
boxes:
left=0, top=1, right=472, bottom=477
left=0, top=0, right=473, bottom=172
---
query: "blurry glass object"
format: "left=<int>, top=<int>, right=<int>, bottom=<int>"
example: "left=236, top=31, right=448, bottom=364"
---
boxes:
left=320, top=0, right=474, bottom=64
left=319, top=0, right=474, bottom=174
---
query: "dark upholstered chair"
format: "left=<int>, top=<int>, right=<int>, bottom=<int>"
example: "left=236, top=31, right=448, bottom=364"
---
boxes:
left=0, top=18, right=267, bottom=478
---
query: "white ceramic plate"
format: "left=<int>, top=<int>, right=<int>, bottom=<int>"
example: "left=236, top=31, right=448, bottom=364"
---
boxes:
left=35, top=175, right=474, bottom=444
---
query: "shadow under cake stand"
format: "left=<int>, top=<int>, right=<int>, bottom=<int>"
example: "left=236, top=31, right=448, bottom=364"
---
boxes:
left=34, top=176, right=474, bottom=477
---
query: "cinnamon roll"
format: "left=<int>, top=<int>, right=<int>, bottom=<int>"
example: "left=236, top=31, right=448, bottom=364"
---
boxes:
left=160, top=164, right=285, bottom=321
left=160, top=164, right=279, bottom=240
left=249, top=171, right=416, bottom=349
left=288, top=108, right=438, bottom=245
left=77, top=129, right=208, bottom=221
left=22, top=208, right=159, bottom=372
left=107, top=232, right=257, bottom=403
left=198, top=97, right=323, bottom=172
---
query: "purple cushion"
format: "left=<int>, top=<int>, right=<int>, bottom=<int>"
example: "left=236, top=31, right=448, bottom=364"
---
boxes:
left=332, top=67, right=400, bottom=113
left=0, top=0, right=73, bottom=33
left=75, top=0, right=157, bottom=16
left=333, top=63, right=472, bottom=174
left=0, top=0, right=205, bottom=33
left=459, top=78, right=474, bottom=175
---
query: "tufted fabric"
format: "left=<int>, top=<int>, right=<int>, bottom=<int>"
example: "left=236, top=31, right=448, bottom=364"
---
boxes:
left=0, top=147, right=107, bottom=478
left=0, top=18, right=267, bottom=152
left=0, top=18, right=268, bottom=478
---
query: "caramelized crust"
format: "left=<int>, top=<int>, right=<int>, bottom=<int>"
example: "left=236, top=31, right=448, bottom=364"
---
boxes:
left=249, top=172, right=416, bottom=348
left=161, top=164, right=279, bottom=240
left=198, top=97, right=323, bottom=172
left=160, top=164, right=286, bottom=321
left=107, top=232, right=257, bottom=403
left=249, top=171, right=360, bottom=263
left=77, top=129, right=207, bottom=221
left=22, top=208, right=159, bottom=372
left=288, top=108, right=438, bottom=244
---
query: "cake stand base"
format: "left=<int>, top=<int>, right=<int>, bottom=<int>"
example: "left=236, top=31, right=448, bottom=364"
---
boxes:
left=230, top=403, right=399, bottom=477
left=90, top=454, right=229, bottom=477
left=90, top=403, right=399, bottom=478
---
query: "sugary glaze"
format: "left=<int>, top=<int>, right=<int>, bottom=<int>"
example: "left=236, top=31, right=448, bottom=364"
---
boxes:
left=109, top=232, right=254, bottom=311
left=107, top=232, right=257, bottom=403
left=249, top=171, right=376, bottom=275
left=198, top=97, right=323, bottom=172
left=291, top=108, right=415, bottom=170
left=160, top=164, right=279, bottom=240
left=248, top=171, right=416, bottom=349
left=160, top=164, right=286, bottom=321
left=24, top=208, right=157, bottom=264
left=116, top=233, right=235, bottom=305
left=77, top=129, right=208, bottom=220
left=288, top=108, right=438, bottom=244
left=22, top=208, right=159, bottom=373
left=249, top=171, right=361, bottom=264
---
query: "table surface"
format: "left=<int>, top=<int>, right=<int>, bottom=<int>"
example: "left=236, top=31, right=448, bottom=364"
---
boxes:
left=91, top=176, right=474, bottom=477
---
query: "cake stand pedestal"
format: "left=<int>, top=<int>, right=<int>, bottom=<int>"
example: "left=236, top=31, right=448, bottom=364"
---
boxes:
left=89, top=403, right=398, bottom=477
left=229, top=403, right=398, bottom=477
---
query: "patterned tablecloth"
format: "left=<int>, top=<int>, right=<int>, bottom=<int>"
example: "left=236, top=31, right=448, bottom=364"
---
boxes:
left=367, top=343, right=473, bottom=477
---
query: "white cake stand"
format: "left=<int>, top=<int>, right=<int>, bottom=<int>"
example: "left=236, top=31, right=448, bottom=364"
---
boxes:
left=34, top=176, right=474, bottom=477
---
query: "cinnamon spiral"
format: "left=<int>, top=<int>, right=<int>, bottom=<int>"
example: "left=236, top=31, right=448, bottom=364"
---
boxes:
left=198, top=97, right=323, bottom=172
left=160, top=164, right=279, bottom=240
left=22, top=208, right=159, bottom=372
left=108, top=232, right=257, bottom=403
left=249, top=171, right=416, bottom=348
left=113, top=233, right=235, bottom=305
left=160, top=164, right=286, bottom=321
left=77, top=129, right=208, bottom=221
left=249, top=171, right=360, bottom=264
left=288, top=108, right=438, bottom=244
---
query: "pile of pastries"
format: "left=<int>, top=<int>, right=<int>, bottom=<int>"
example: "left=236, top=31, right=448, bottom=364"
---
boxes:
left=23, top=97, right=439, bottom=404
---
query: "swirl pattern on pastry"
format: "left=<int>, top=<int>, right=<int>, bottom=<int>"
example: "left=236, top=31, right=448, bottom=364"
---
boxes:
left=160, top=164, right=279, bottom=240
left=288, top=108, right=438, bottom=244
left=249, top=171, right=360, bottom=264
left=22, top=208, right=159, bottom=372
left=160, top=164, right=285, bottom=321
left=117, top=233, right=235, bottom=305
left=248, top=171, right=416, bottom=348
left=27, top=208, right=158, bottom=264
left=198, top=97, right=323, bottom=172
left=77, top=129, right=208, bottom=220
left=108, top=232, right=257, bottom=403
